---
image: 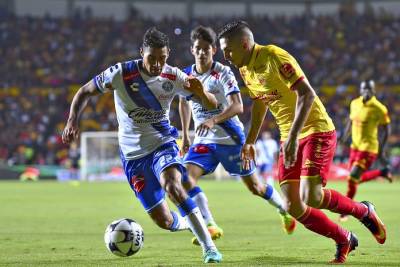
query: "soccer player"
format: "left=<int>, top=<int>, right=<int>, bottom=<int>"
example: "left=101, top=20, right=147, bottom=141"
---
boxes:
left=62, top=27, right=222, bottom=263
left=179, top=26, right=296, bottom=245
left=339, top=80, right=392, bottom=222
left=255, top=131, right=279, bottom=185
left=217, top=21, right=387, bottom=263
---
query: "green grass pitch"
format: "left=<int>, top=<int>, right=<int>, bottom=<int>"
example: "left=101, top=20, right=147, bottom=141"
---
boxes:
left=1, top=179, right=399, bottom=266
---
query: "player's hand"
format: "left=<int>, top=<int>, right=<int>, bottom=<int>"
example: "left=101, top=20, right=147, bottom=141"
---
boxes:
left=62, top=120, right=80, bottom=144
left=241, top=143, right=256, bottom=170
left=283, top=136, right=298, bottom=169
left=196, top=118, right=216, bottom=137
left=180, top=136, right=191, bottom=156
left=184, top=77, right=203, bottom=95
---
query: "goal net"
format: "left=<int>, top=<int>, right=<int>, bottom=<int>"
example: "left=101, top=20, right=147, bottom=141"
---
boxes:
left=79, top=131, right=230, bottom=181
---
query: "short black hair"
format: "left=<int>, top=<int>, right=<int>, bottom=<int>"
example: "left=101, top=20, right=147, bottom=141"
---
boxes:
left=217, top=20, right=250, bottom=39
left=190, top=26, right=217, bottom=47
left=142, top=27, right=169, bottom=49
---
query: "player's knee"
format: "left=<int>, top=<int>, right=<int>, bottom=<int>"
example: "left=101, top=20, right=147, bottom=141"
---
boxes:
left=302, top=192, right=322, bottom=208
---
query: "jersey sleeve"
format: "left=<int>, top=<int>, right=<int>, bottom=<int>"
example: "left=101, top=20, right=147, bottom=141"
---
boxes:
left=174, top=68, right=194, bottom=99
left=220, top=66, right=240, bottom=97
left=349, top=100, right=356, bottom=121
left=270, top=47, right=305, bottom=90
left=93, top=63, right=122, bottom=93
left=379, top=105, right=391, bottom=125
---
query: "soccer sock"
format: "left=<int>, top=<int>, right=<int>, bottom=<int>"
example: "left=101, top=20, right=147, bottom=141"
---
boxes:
left=263, top=184, right=286, bottom=214
left=346, top=179, right=358, bottom=200
left=297, top=206, right=349, bottom=244
left=169, top=211, right=189, bottom=232
left=178, top=197, right=216, bottom=253
left=361, top=169, right=382, bottom=183
left=319, top=189, right=368, bottom=219
left=188, top=186, right=215, bottom=225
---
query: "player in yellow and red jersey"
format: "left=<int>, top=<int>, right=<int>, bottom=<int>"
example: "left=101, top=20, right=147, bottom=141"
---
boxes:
left=217, top=21, right=386, bottom=263
left=339, top=80, right=392, bottom=222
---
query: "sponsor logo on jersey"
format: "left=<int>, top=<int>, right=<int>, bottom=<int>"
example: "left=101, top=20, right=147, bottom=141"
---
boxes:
left=128, top=107, right=168, bottom=123
left=279, top=63, right=295, bottom=79
left=130, top=83, right=139, bottom=92
left=162, top=81, right=174, bottom=92
left=158, top=93, right=174, bottom=100
left=254, top=90, right=282, bottom=104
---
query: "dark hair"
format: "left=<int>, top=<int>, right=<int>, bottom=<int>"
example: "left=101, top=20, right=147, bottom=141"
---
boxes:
left=142, top=27, right=169, bottom=49
left=190, top=26, right=217, bottom=46
left=217, top=20, right=250, bottom=39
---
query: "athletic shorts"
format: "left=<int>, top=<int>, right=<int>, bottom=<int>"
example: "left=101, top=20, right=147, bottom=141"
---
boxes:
left=183, top=143, right=256, bottom=178
left=349, top=148, right=377, bottom=170
left=120, top=141, right=186, bottom=212
left=278, top=131, right=336, bottom=187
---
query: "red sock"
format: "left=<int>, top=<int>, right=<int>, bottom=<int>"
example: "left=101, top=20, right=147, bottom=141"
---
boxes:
left=297, top=207, right=349, bottom=244
left=346, top=179, right=358, bottom=199
left=361, top=169, right=382, bottom=183
left=320, top=189, right=368, bottom=219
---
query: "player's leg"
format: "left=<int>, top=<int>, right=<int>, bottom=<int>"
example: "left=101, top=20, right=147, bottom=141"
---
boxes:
left=241, top=173, right=296, bottom=234
left=160, top=165, right=222, bottom=262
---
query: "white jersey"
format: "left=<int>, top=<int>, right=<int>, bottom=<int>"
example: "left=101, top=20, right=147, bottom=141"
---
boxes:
left=255, top=138, right=279, bottom=166
left=184, top=62, right=245, bottom=145
left=93, top=60, right=192, bottom=160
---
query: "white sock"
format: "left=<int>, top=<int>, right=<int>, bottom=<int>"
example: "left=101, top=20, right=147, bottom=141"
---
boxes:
left=264, top=184, right=287, bottom=214
left=186, top=207, right=216, bottom=253
left=169, top=211, right=189, bottom=231
left=192, top=192, right=215, bottom=225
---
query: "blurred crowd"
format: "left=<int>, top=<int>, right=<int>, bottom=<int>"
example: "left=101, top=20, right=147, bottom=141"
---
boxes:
left=1, top=3, right=400, bottom=172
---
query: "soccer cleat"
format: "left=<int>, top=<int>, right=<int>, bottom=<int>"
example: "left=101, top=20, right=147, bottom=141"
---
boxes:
left=280, top=213, right=296, bottom=234
left=203, top=249, right=222, bottom=263
left=192, top=222, right=224, bottom=246
left=338, top=214, right=349, bottom=223
left=381, top=169, right=393, bottom=183
left=330, top=232, right=358, bottom=264
left=360, top=201, right=387, bottom=244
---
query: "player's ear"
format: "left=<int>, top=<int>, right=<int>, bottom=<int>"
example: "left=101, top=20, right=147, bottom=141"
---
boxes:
left=212, top=45, right=217, bottom=56
left=140, top=47, right=144, bottom=57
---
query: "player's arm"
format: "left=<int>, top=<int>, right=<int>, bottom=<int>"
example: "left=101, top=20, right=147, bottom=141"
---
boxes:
left=179, top=96, right=192, bottom=155
left=378, top=122, right=391, bottom=163
left=340, top=119, right=352, bottom=144
left=184, top=77, right=218, bottom=110
left=241, top=99, right=269, bottom=170
left=62, top=80, right=100, bottom=144
left=283, top=79, right=316, bottom=168
left=196, top=92, right=243, bottom=136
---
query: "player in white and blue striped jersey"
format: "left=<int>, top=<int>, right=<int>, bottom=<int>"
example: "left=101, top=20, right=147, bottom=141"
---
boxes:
left=62, top=27, right=222, bottom=263
left=179, top=26, right=296, bottom=245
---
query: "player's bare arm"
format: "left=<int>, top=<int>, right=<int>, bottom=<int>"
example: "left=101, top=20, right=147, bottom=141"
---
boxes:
left=184, top=77, right=218, bottom=110
left=62, top=80, right=101, bottom=144
left=179, top=96, right=192, bottom=155
left=378, top=123, right=391, bottom=164
left=284, top=79, right=316, bottom=168
left=196, top=92, right=243, bottom=137
left=340, top=119, right=352, bottom=144
left=241, top=98, right=268, bottom=170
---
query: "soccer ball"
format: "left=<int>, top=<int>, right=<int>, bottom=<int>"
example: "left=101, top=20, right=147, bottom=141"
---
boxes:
left=104, top=218, right=144, bottom=257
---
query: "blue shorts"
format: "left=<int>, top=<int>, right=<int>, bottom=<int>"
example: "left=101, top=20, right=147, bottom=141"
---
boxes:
left=120, top=141, right=186, bottom=212
left=259, top=163, right=273, bottom=173
left=183, top=143, right=256, bottom=178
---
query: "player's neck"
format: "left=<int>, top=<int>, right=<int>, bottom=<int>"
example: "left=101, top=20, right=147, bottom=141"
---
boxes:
left=195, top=61, right=212, bottom=74
left=243, top=43, right=255, bottom=67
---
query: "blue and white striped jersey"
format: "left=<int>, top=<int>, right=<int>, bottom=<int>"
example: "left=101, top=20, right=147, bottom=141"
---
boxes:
left=183, top=61, right=245, bottom=145
left=93, top=59, right=192, bottom=160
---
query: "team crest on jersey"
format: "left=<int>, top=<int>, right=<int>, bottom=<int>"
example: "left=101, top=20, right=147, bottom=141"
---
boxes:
left=279, top=63, right=295, bottom=79
left=162, top=81, right=173, bottom=92
left=130, top=83, right=139, bottom=92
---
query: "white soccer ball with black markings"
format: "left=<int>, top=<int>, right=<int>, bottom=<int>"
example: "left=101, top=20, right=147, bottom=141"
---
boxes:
left=104, top=218, right=144, bottom=257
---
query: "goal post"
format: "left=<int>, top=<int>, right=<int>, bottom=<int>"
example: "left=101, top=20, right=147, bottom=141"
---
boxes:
left=79, top=131, right=230, bottom=181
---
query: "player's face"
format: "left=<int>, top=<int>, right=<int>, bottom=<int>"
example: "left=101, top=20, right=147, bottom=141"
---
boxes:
left=360, top=87, right=374, bottom=100
left=191, top=39, right=216, bottom=67
left=219, top=37, right=246, bottom=68
left=141, top=46, right=169, bottom=76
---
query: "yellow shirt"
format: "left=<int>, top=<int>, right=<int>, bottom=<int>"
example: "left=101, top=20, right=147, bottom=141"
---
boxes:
left=239, top=44, right=335, bottom=140
left=350, top=96, right=390, bottom=153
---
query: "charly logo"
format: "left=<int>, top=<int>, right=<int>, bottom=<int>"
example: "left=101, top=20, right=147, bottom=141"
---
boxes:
left=130, top=83, right=139, bottom=92
left=128, top=107, right=167, bottom=124
left=162, top=81, right=173, bottom=92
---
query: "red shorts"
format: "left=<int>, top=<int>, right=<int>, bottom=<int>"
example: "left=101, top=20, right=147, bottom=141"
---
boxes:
left=349, top=148, right=377, bottom=170
left=278, top=131, right=336, bottom=187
